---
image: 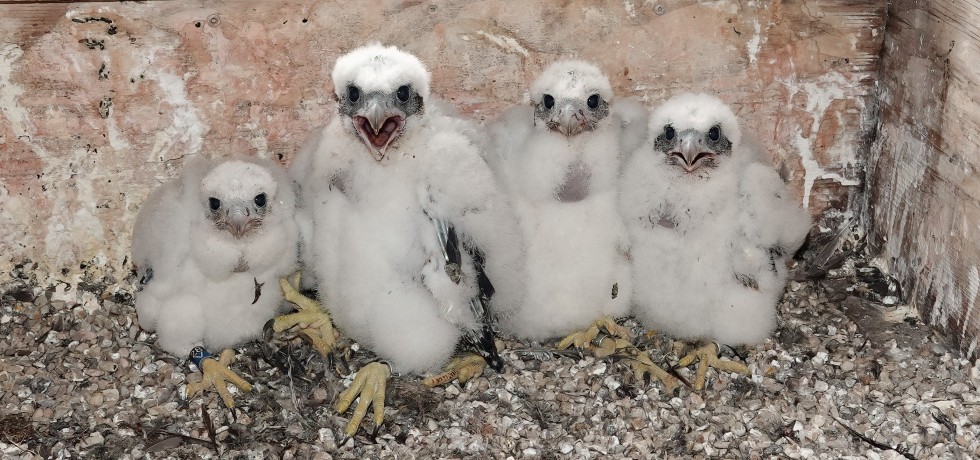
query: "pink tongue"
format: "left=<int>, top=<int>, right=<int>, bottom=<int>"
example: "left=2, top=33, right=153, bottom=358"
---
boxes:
left=364, top=119, right=400, bottom=148
left=367, top=131, right=389, bottom=147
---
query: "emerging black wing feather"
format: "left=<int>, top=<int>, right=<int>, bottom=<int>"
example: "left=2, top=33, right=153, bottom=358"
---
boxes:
left=464, top=247, right=503, bottom=372
left=432, top=216, right=504, bottom=372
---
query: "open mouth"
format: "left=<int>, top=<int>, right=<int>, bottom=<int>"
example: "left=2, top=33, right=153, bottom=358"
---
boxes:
left=354, top=115, right=405, bottom=159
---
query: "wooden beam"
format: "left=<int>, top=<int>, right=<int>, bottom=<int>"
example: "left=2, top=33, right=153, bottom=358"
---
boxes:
left=868, top=0, right=980, bottom=358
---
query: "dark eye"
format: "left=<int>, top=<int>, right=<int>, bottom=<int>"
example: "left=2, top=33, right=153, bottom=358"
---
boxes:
left=396, top=85, right=410, bottom=102
left=708, top=126, right=721, bottom=142
left=254, top=193, right=267, bottom=207
left=208, top=197, right=221, bottom=211
left=347, top=85, right=360, bottom=102
left=664, top=125, right=675, bottom=141
left=587, top=94, right=600, bottom=109
left=543, top=94, right=555, bottom=109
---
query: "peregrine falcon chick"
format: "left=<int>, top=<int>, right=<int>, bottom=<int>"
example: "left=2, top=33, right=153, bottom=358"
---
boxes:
left=620, top=93, right=811, bottom=390
left=132, top=155, right=299, bottom=407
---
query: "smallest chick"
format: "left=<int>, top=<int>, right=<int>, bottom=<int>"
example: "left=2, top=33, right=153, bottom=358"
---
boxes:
left=132, top=155, right=299, bottom=407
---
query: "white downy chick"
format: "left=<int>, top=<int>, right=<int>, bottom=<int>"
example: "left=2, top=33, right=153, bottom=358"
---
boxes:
left=292, top=43, right=523, bottom=376
left=620, top=92, right=810, bottom=346
left=133, top=155, right=299, bottom=356
left=487, top=59, right=646, bottom=341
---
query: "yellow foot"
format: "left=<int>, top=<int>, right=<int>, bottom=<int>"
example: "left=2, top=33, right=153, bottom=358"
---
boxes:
left=185, top=348, right=253, bottom=408
left=269, top=271, right=337, bottom=356
left=557, top=316, right=631, bottom=351
left=422, top=354, right=487, bottom=387
left=336, top=361, right=390, bottom=438
left=676, top=342, right=750, bottom=391
left=596, top=337, right=680, bottom=393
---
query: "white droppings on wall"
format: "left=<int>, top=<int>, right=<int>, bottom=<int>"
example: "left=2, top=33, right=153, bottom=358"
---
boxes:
left=929, top=256, right=964, bottom=331
left=146, top=70, right=209, bottom=162
left=966, top=266, right=980, bottom=340
left=0, top=183, right=30, bottom=254
left=43, top=151, right=108, bottom=270
left=747, top=21, right=763, bottom=65
left=475, top=30, right=529, bottom=58
left=623, top=0, right=637, bottom=19
left=0, top=44, right=34, bottom=150
left=106, top=117, right=131, bottom=151
left=781, top=72, right=864, bottom=207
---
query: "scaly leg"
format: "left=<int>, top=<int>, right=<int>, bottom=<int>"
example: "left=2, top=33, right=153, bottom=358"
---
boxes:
left=595, top=337, right=680, bottom=394
left=335, top=361, right=390, bottom=438
left=676, top=342, right=750, bottom=391
left=267, top=271, right=337, bottom=356
left=185, top=348, right=253, bottom=408
left=557, top=316, right=631, bottom=351
left=421, top=354, right=487, bottom=387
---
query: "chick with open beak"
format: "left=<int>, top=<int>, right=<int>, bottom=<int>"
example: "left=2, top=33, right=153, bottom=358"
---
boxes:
left=335, top=58, right=425, bottom=161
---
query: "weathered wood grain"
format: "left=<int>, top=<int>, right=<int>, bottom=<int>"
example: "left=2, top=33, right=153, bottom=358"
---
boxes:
left=868, top=0, right=980, bottom=358
left=0, top=0, right=885, bottom=280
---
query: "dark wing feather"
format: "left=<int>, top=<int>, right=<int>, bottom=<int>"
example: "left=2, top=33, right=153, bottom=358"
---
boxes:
left=463, top=247, right=503, bottom=372
left=427, top=211, right=504, bottom=372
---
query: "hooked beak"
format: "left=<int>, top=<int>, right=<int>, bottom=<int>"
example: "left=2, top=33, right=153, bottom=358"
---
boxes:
left=552, top=103, right=586, bottom=137
left=671, top=132, right=715, bottom=173
left=223, top=205, right=259, bottom=239
left=353, top=99, right=406, bottom=161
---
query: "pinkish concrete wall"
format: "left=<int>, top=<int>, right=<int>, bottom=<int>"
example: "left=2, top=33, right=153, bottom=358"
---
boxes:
left=0, top=0, right=885, bottom=280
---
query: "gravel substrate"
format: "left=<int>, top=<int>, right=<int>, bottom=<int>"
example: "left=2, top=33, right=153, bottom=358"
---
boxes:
left=1, top=259, right=979, bottom=459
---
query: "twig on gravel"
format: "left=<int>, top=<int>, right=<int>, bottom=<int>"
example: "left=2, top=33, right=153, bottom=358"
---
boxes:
left=201, top=406, right=216, bottom=444
left=146, top=430, right=217, bottom=453
left=830, top=412, right=917, bottom=460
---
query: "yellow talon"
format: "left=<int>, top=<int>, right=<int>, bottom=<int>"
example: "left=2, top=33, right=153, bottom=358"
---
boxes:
left=272, top=271, right=338, bottom=356
left=185, top=349, right=253, bottom=408
left=422, top=354, right=487, bottom=387
left=336, top=361, right=390, bottom=438
left=557, top=316, right=630, bottom=351
left=676, top=342, right=750, bottom=391
left=598, top=337, right=680, bottom=393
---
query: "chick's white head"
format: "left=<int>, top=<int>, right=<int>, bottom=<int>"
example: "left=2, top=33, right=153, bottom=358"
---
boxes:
left=649, top=93, right=742, bottom=176
left=529, top=60, right=614, bottom=137
left=198, top=159, right=288, bottom=240
left=331, top=43, right=431, bottom=161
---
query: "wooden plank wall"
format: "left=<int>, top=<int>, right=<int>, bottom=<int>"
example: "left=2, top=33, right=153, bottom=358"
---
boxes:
left=0, top=1, right=885, bottom=281
left=868, top=0, right=980, bottom=358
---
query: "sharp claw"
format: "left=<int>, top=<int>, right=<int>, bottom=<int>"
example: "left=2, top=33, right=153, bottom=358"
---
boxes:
left=288, top=270, right=302, bottom=290
left=271, top=277, right=337, bottom=356
left=423, top=354, right=486, bottom=387
left=674, top=342, right=751, bottom=391
left=185, top=349, right=252, bottom=408
left=263, top=318, right=276, bottom=340
left=336, top=362, right=390, bottom=438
